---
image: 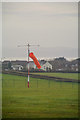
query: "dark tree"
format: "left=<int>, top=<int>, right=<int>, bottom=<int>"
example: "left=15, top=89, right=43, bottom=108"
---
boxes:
left=8, top=61, right=12, bottom=70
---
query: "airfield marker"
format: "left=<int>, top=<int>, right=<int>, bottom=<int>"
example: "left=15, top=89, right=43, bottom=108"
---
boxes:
left=18, top=43, right=40, bottom=88
left=28, top=44, right=30, bottom=88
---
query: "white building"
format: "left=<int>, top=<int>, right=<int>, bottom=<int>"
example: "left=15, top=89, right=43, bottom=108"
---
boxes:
left=26, top=61, right=36, bottom=70
left=12, top=65, right=23, bottom=71
left=41, top=61, right=52, bottom=71
left=26, top=61, right=52, bottom=71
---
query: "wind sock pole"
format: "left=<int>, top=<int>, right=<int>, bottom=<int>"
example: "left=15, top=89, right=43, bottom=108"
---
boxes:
left=18, top=43, right=40, bottom=88
left=28, top=44, right=30, bottom=88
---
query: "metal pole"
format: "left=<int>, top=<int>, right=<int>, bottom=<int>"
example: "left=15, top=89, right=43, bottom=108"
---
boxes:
left=28, top=44, right=30, bottom=88
left=18, top=43, right=40, bottom=88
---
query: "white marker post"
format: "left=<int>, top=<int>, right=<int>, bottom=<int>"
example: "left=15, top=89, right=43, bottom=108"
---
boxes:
left=28, top=44, right=30, bottom=88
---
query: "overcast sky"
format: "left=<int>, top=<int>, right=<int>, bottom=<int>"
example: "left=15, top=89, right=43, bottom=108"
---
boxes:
left=2, top=2, right=78, bottom=60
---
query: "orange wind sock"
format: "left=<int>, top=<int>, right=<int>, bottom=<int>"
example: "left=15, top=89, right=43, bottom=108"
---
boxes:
left=29, top=52, right=41, bottom=69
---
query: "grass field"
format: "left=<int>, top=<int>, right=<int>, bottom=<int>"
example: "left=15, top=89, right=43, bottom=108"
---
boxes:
left=2, top=74, right=78, bottom=118
left=31, top=72, right=79, bottom=80
left=0, top=74, right=2, bottom=119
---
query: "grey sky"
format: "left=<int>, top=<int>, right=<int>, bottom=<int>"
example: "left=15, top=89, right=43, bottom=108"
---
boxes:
left=2, top=2, right=78, bottom=60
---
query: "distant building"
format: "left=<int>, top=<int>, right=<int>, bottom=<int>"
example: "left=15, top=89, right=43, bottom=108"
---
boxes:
left=68, top=59, right=78, bottom=72
left=49, top=57, right=69, bottom=72
left=11, top=60, right=27, bottom=71
left=26, top=61, right=35, bottom=70
left=41, top=61, right=52, bottom=71
left=2, top=57, right=80, bottom=72
left=11, top=65, right=23, bottom=71
left=26, top=60, right=52, bottom=71
left=2, top=60, right=10, bottom=70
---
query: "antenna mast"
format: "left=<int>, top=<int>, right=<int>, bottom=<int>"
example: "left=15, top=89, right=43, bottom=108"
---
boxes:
left=18, top=43, right=40, bottom=88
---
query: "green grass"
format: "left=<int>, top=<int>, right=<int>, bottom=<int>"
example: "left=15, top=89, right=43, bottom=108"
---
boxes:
left=31, top=72, right=79, bottom=80
left=2, top=74, right=78, bottom=118
left=0, top=74, right=2, bottom=119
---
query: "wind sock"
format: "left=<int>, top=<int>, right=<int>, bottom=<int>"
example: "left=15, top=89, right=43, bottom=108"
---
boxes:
left=29, top=52, right=41, bottom=69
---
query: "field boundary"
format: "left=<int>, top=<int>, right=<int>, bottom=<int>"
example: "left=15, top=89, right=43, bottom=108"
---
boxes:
left=2, top=71, right=80, bottom=83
